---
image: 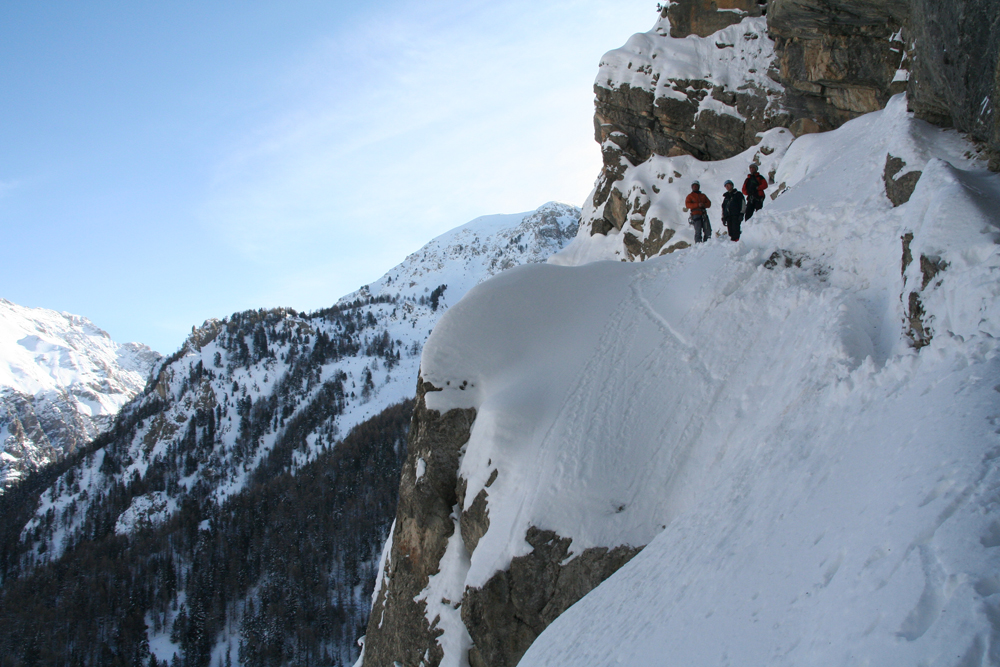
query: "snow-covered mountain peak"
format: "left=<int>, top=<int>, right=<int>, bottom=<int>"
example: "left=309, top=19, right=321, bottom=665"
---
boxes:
left=345, top=201, right=580, bottom=307
left=0, top=298, right=158, bottom=399
left=16, top=201, right=579, bottom=563
left=0, top=299, right=161, bottom=490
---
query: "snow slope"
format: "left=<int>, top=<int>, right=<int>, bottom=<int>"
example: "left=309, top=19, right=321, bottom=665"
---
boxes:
left=408, top=97, right=1000, bottom=664
left=0, top=299, right=160, bottom=489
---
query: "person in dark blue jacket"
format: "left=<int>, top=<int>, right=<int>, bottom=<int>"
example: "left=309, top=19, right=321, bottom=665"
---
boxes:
left=721, top=180, right=745, bottom=241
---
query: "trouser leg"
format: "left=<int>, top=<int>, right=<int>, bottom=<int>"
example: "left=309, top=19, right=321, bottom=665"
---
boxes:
left=693, top=215, right=709, bottom=242
left=728, top=217, right=741, bottom=240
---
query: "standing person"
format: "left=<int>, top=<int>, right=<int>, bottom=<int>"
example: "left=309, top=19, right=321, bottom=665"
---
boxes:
left=742, top=163, right=768, bottom=221
left=685, top=181, right=712, bottom=243
left=721, top=180, right=745, bottom=241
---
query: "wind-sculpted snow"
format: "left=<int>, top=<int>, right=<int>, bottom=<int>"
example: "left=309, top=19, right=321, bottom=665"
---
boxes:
left=407, top=97, right=1000, bottom=664
left=0, top=299, right=161, bottom=490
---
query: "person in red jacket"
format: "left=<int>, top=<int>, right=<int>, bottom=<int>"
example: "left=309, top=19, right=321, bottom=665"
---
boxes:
left=684, top=181, right=712, bottom=243
left=742, top=163, right=768, bottom=221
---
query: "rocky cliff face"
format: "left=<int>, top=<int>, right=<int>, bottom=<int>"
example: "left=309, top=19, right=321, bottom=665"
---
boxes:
left=665, top=0, right=766, bottom=38
left=766, top=0, right=1000, bottom=162
left=461, top=531, right=639, bottom=667
left=586, top=0, right=1000, bottom=260
left=767, top=0, right=909, bottom=130
left=907, top=0, right=1000, bottom=169
left=361, top=380, right=475, bottom=667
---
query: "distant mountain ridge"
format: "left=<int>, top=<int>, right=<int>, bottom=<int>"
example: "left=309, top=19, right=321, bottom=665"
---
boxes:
left=0, top=298, right=161, bottom=491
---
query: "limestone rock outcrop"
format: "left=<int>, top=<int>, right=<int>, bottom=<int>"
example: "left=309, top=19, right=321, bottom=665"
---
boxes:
left=767, top=0, right=1000, bottom=163
left=767, top=0, right=909, bottom=129
left=362, top=379, right=642, bottom=667
left=665, top=0, right=766, bottom=38
left=362, top=379, right=476, bottom=667
left=462, top=528, right=640, bottom=667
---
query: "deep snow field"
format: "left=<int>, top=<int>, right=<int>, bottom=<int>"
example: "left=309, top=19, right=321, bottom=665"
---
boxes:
left=410, top=96, right=1000, bottom=664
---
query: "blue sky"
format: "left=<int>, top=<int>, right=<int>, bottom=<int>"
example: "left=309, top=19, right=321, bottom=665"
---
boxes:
left=1, top=1, right=655, bottom=353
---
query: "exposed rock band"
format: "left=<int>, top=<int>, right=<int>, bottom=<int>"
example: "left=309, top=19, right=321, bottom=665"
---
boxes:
left=684, top=164, right=769, bottom=243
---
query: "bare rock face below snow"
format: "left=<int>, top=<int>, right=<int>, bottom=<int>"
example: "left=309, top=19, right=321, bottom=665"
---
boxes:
left=594, top=75, right=783, bottom=165
left=462, top=528, right=640, bottom=667
left=364, top=380, right=642, bottom=667
left=768, top=0, right=1000, bottom=167
left=364, top=379, right=476, bottom=667
left=767, top=0, right=909, bottom=129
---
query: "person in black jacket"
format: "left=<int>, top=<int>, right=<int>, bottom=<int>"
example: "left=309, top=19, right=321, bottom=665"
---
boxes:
left=721, top=180, right=745, bottom=241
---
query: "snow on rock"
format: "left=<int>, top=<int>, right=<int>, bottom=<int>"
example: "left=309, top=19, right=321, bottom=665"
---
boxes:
left=569, top=126, right=795, bottom=264
left=597, top=15, right=781, bottom=105
left=0, top=299, right=161, bottom=490
left=114, top=491, right=177, bottom=535
left=401, top=96, right=999, bottom=664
